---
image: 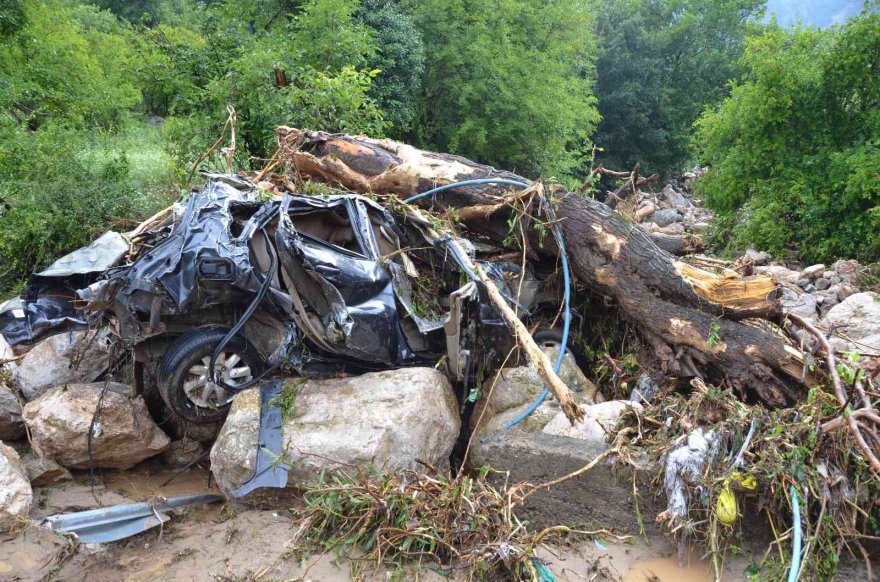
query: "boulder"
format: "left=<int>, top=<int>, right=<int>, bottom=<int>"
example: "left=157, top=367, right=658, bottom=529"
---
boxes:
left=162, top=437, right=205, bottom=469
left=800, top=264, right=826, bottom=281
left=744, top=247, right=773, bottom=266
left=657, top=222, right=685, bottom=235
left=651, top=208, right=683, bottom=228
left=836, top=283, right=858, bottom=302
left=831, top=259, right=861, bottom=279
left=659, top=184, right=692, bottom=209
left=23, top=457, right=72, bottom=487
left=0, top=385, right=24, bottom=441
left=0, top=441, right=32, bottom=528
left=757, top=265, right=800, bottom=284
left=815, top=278, right=832, bottom=291
left=11, top=329, right=113, bottom=401
left=473, top=346, right=598, bottom=435
left=211, top=368, right=460, bottom=495
left=780, top=288, right=818, bottom=320
left=822, top=292, right=880, bottom=354
left=22, top=383, right=170, bottom=470
left=542, top=400, right=642, bottom=442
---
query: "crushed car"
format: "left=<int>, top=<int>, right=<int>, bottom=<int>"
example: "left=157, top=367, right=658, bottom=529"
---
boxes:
left=0, top=175, right=567, bottom=424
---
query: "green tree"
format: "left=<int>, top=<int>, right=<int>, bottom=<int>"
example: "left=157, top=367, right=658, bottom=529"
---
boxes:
left=148, top=0, right=387, bottom=166
left=695, top=12, right=880, bottom=263
left=0, top=0, right=141, bottom=129
left=357, top=0, right=425, bottom=135
left=593, top=0, right=765, bottom=176
left=406, top=0, right=600, bottom=179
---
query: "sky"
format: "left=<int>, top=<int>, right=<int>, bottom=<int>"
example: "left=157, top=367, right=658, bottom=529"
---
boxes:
left=764, top=0, right=866, bottom=27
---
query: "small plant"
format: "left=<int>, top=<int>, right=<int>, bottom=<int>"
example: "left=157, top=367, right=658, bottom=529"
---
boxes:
left=707, top=321, right=722, bottom=348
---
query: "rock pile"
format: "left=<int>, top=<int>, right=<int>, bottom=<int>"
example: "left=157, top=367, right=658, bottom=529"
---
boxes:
left=624, top=167, right=715, bottom=238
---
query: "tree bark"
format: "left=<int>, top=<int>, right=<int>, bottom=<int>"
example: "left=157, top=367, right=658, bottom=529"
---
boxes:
left=272, top=128, right=808, bottom=406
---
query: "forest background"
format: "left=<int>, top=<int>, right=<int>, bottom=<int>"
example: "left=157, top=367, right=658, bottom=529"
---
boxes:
left=0, top=0, right=878, bottom=293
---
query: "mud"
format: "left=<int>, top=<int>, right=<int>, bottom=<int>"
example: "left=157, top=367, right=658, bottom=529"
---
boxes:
left=2, top=461, right=872, bottom=581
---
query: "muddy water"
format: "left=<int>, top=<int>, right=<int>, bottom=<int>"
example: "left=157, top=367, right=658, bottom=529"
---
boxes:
left=623, top=550, right=735, bottom=582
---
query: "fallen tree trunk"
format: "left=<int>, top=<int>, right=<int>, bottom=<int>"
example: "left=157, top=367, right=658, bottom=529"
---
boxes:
left=274, top=128, right=807, bottom=406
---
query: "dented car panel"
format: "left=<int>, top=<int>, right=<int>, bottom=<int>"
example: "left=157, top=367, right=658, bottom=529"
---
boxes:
left=1, top=176, right=556, bottom=410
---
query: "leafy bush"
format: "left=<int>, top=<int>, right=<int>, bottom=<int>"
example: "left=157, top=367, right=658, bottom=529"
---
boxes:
left=696, top=12, right=880, bottom=263
left=143, top=0, right=387, bottom=169
left=0, top=121, right=173, bottom=293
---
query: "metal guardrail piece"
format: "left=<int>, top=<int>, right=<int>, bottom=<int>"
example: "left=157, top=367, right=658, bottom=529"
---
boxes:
left=231, top=380, right=289, bottom=498
left=41, top=493, right=224, bottom=543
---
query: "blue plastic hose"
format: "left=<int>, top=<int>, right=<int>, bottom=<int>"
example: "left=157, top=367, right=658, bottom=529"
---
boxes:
left=403, top=178, right=533, bottom=204
left=505, top=199, right=571, bottom=429
left=787, top=485, right=802, bottom=582
left=400, top=177, right=573, bottom=431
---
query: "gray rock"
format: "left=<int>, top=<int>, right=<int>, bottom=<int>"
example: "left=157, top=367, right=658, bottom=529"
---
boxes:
left=0, top=384, right=24, bottom=441
left=651, top=208, right=683, bottom=228
left=23, top=457, right=72, bottom=487
left=542, top=400, right=642, bottom=442
left=474, top=346, right=599, bottom=435
left=470, top=430, right=661, bottom=532
left=0, top=441, right=32, bottom=528
left=780, top=288, right=818, bottom=320
left=803, top=283, right=817, bottom=294
left=837, top=283, right=858, bottom=301
left=660, top=184, right=692, bottom=209
left=815, top=278, right=832, bottom=291
left=22, top=383, right=170, bottom=470
left=801, top=264, right=826, bottom=280
left=11, top=329, right=113, bottom=401
left=757, top=265, right=800, bottom=284
left=162, top=437, right=205, bottom=469
left=658, top=222, right=685, bottom=235
left=831, top=259, right=861, bottom=277
left=821, top=293, right=880, bottom=353
left=745, top=247, right=773, bottom=265
left=689, top=221, right=711, bottom=233
left=211, top=368, right=461, bottom=495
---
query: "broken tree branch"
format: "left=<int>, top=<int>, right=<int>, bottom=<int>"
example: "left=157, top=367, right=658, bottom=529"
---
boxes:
left=788, top=313, right=880, bottom=474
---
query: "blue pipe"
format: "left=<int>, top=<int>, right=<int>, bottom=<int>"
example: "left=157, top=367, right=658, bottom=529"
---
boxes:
left=401, top=179, right=573, bottom=430
left=787, top=485, right=802, bottom=582
left=505, top=199, right=571, bottom=429
left=403, top=179, right=532, bottom=204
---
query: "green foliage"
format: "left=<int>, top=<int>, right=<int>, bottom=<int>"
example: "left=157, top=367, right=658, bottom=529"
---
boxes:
left=145, top=0, right=387, bottom=167
left=593, top=0, right=765, bottom=177
left=0, top=120, right=173, bottom=292
left=0, top=0, right=141, bottom=129
left=696, top=12, right=880, bottom=263
left=356, top=0, right=425, bottom=135
left=406, top=0, right=600, bottom=178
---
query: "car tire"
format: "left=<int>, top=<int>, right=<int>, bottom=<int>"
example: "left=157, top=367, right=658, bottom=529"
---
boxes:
left=158, top=327, right=264, bottom=425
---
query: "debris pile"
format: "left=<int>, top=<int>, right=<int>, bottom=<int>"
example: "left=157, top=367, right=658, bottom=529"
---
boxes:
left=0, top=126, right=877, bottom=580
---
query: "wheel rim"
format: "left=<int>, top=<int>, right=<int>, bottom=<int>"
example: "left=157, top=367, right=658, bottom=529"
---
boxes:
left=183, top=352, right=252, bottom=410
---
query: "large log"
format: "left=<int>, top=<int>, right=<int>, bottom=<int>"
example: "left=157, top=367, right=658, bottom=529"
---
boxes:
left=274, top=128, right=807, bottom=406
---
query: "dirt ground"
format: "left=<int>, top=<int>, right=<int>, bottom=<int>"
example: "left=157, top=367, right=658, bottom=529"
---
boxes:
left=0, top=461, right=869, bottom=581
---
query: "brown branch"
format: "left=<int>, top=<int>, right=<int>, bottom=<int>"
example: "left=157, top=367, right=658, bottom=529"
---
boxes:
left=788, top=313, right=880, bottom=474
